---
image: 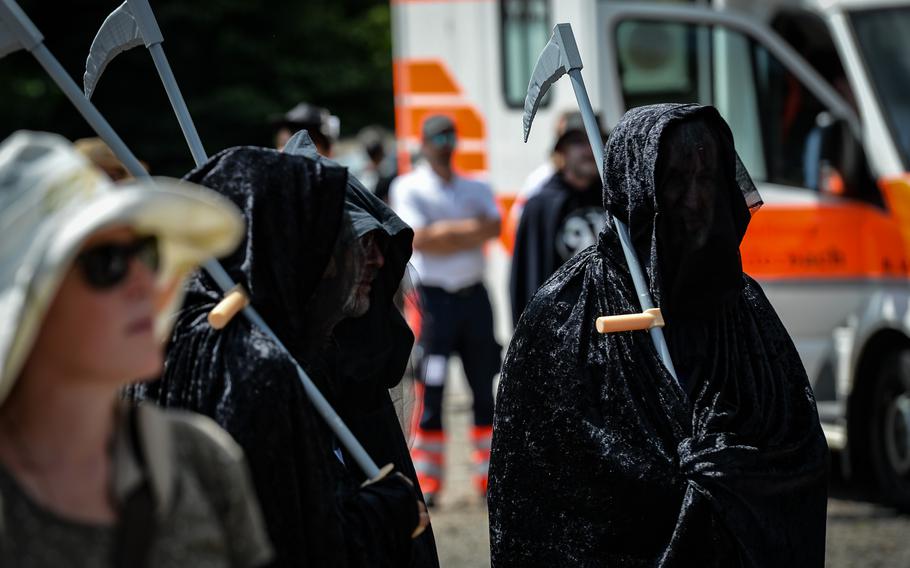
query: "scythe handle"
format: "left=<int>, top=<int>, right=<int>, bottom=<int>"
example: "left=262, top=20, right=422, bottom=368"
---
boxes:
left=565, top=58, right=680, bottom=382
left=208, top=286, right=249, bottom=330
left=567, top=69, right=605, bottom=181
left=596, top=308, right=664, bottom=334
left=148, top=44, right=207, bottom=166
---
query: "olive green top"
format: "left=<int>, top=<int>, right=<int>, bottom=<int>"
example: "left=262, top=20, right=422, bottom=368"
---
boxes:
left=0, top=403, right=273, bottom=567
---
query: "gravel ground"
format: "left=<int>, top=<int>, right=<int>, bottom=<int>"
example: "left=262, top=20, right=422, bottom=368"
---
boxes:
left=425, top=367, right=490, bottom=568
left=826, top=466, right=910, bottom=568
left=427, top=363, right=910, bottom=567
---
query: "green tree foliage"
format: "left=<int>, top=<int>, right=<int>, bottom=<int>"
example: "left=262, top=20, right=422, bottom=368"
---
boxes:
left=0, top=0, right=393, bottom=175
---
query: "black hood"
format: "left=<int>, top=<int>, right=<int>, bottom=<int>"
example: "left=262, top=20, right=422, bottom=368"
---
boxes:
left=180, top=145, right=349, bottom=357
left=601, top=103, right=761, bottom=319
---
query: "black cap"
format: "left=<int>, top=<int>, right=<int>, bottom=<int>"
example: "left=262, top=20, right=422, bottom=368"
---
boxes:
left=553, top=111, right=605, bottom=153
left=421, top=115, right=456, bottom=140
left=272, top=103, right=339, bottom=140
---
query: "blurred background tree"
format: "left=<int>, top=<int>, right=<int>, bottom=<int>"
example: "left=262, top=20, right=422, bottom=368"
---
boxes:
left=0, top=0, right=393, bottom=175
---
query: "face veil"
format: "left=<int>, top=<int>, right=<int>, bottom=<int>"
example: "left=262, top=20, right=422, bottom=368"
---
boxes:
left=653, top=118, right=749, bottom=320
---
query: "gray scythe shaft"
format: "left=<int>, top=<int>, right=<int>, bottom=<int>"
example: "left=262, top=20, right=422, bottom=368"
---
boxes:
left=0, top=0, right=382, bottom=479
left=124, top=0, right=207, bottom=166
left=524, top=23, right=679, bottom=383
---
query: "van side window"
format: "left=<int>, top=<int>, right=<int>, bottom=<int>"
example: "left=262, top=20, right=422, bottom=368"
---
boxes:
left=615, top=21, right=709, bottom=109
left=751, top=10, right=858, bottom=190
left=751, top=41, right=827, bottom=188
left=614, top=20, right=768, bottom=181
left=771, top=10, right=855, bottom=109
left=613, top=16, right=875, bottom=200
left=500, top=0, right=550, bottom=108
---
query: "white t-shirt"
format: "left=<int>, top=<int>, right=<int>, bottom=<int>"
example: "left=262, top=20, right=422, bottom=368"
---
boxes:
left=390, top=164, right=500, bottom=291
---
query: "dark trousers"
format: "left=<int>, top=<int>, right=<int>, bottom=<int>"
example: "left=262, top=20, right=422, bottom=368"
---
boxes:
left=417, top=283, right=501, bottom=431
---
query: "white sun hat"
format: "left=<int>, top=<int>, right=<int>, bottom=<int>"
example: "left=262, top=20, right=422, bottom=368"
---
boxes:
left=0, top=131, right=244, bottom=404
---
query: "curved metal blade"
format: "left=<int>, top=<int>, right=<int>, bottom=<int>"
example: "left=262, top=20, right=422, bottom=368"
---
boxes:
left=523, top=23, right=584, bottom=143
left=83, top=2, right=142, bottom=99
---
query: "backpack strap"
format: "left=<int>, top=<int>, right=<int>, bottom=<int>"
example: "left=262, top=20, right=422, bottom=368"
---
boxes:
left=112, top=404, right=157, bottom=568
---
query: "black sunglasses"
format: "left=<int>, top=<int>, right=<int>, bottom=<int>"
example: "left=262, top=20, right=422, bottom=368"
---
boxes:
left=75, top=235, right=160, bottom=290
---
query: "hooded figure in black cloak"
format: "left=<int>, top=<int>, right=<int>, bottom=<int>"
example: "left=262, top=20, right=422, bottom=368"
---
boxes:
left=282, top=131, right=440, bottom=567
left=488, top=104, right=828, bottom=567
left=134, top=146, right=422, bottom=567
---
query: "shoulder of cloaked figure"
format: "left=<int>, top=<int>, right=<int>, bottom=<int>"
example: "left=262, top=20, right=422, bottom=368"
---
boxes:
left=183, top=320, right=302, bottom=399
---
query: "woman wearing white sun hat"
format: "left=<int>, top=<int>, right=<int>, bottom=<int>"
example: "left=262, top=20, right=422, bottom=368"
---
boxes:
left=0, top=131, right=273, bottom=567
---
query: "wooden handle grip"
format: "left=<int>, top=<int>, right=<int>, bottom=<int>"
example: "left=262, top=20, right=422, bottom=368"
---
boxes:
left=596, top=308, right=664, bottom=334
left=362, top=463, right=395, bottom=487
left=208, top=288, right=249, bottom=330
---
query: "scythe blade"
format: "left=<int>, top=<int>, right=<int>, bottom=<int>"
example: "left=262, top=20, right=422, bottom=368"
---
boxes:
left=523, top=23, right=584, bottom=143
left=83, top=2, right=143, bottom=99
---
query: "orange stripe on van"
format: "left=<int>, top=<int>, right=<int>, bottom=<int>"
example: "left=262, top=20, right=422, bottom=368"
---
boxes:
left=452, top=151, right=487, bottom=172
left=393, top=58, right=489, bottom=176
left=741, top=202, right=908, bottom=280
left=879, top=175, right=910, bottom=254
left=393, top=60, right=459, bottom=95
left=398, top=106, right=485, bottom=139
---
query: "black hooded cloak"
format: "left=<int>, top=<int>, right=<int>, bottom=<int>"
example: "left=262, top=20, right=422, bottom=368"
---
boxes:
left=283, top=131, right=440, bottom=567
left=488, top=104, right=828, bottom=567
left=135, top=147, right=418, bottom=567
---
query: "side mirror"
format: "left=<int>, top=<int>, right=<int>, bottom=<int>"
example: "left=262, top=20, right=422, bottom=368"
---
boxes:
left=808, top=112, right=862, bottom=197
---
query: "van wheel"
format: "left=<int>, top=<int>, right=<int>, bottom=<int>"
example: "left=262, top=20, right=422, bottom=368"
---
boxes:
left=870, top=350, right=910, bottom=510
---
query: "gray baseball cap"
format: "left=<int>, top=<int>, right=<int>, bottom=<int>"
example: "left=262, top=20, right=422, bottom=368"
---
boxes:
left=421, top=115, right=456, bottom=140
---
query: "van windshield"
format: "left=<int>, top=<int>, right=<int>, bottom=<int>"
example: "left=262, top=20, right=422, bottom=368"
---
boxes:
left=851, top=7, right=910, bottom=168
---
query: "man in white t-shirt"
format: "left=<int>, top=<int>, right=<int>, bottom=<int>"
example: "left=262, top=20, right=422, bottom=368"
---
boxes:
left=390, top=115, right=502, bottom=506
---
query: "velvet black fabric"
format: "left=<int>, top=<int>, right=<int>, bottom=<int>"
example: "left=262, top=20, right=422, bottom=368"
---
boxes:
left=509, top=172, right=604, bottom=327
left=134, top=146, right=418, bottom=567
left=283, top=131, right=440, bottom=567
left=488, top=104, right=828, bottom=567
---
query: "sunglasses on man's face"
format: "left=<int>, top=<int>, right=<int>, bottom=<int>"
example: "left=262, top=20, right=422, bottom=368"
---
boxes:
left=427, top=131, right=456, bottom=148
left=75, top=235, right=160, bottom=290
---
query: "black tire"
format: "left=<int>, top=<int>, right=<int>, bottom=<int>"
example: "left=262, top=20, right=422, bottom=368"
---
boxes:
left=869, top=349, right=910, bottom=510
